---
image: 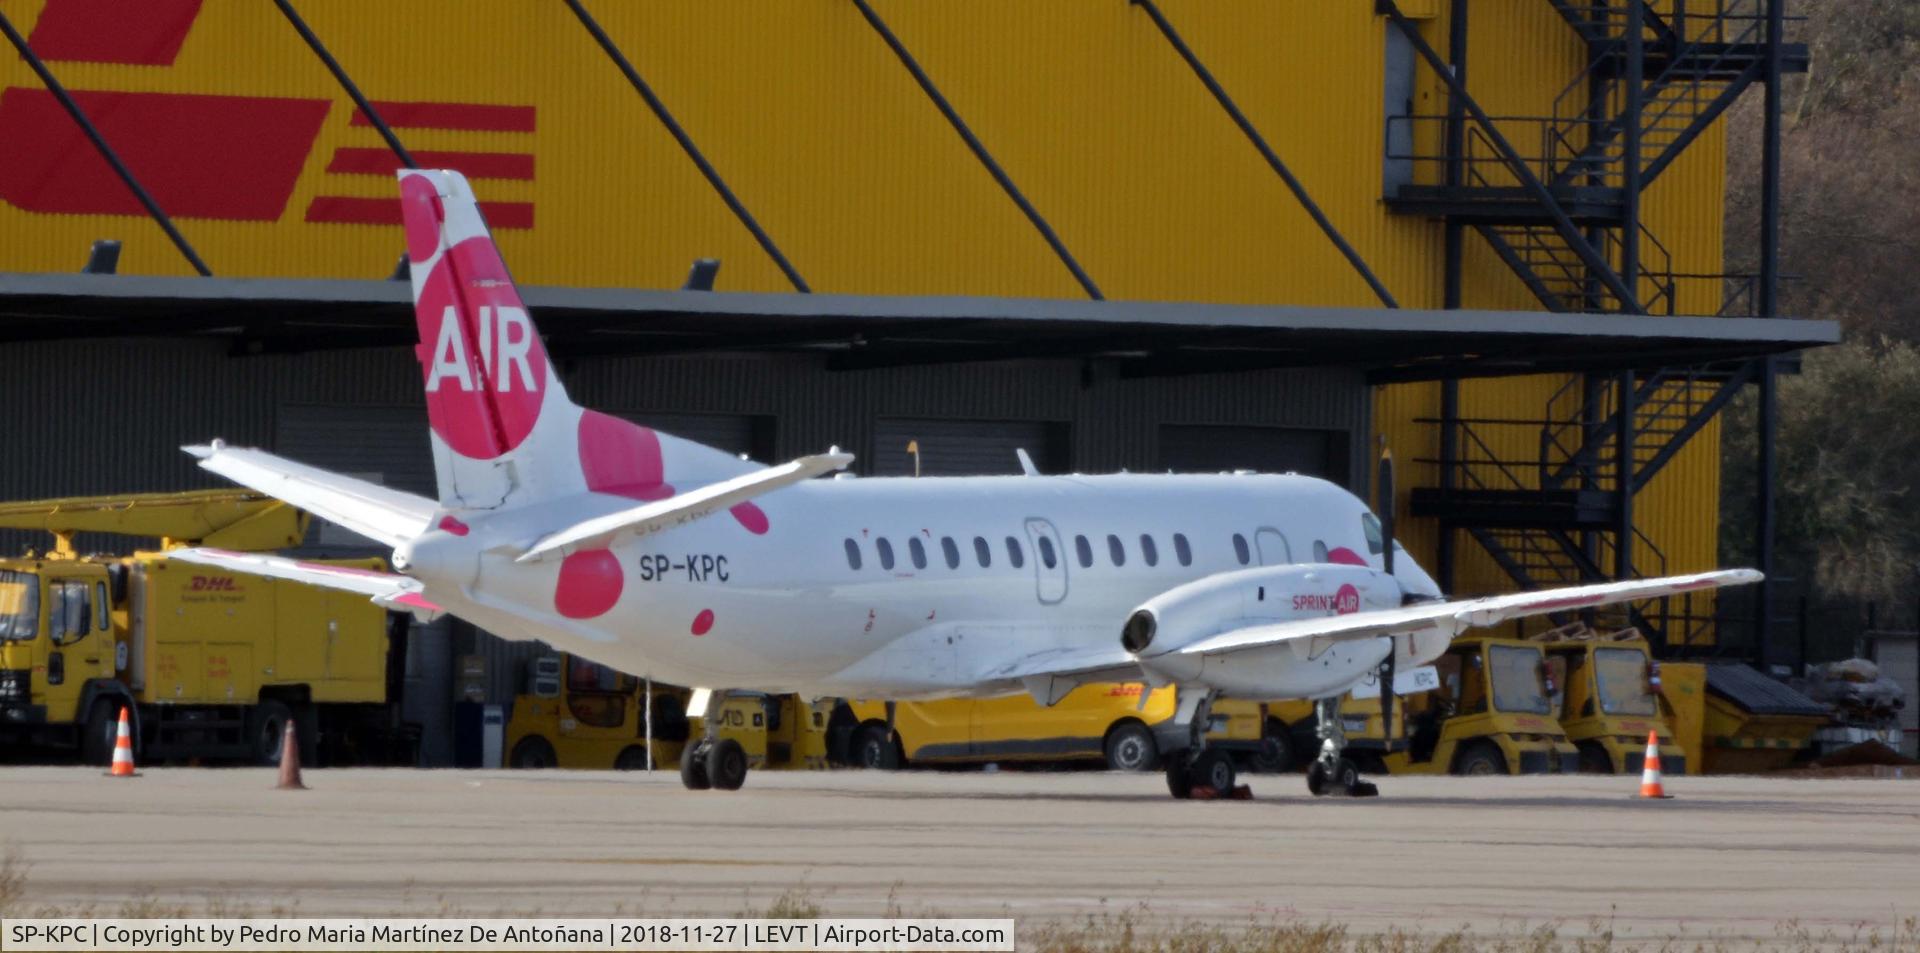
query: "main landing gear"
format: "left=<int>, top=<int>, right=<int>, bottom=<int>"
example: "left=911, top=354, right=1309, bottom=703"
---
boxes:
left=1162, top=690, right=1245, bottom=800
left=1306, top=695, right=1377, bottom=798
left=680, top=691, right=748, bottom=792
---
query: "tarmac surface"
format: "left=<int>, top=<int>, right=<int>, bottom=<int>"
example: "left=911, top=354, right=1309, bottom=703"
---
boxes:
left=0, top=766, right=1915, bottom=943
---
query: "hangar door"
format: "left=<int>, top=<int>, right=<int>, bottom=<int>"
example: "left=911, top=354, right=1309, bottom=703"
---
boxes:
left=609, top=411, right=773, bottom=463
left=872, top=418, right=1066, bottom=476
left=276, top=404, right=434, bottom=549
left=1159, top=425, right=1350, bottom=486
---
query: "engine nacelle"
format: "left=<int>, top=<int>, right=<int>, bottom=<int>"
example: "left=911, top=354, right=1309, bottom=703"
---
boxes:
left=1122, top=564, right=1412, bottom=699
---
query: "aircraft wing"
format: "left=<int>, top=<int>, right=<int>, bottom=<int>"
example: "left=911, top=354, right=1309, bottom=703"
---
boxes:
left=1168, top=569, right=1761, bottom=659
left=185, top=442, right=436, bottom=549
left=977, top=644, right=1144, bottom=706
left=515, top=450, right=854, bottom=562
left=165, top=547, right=442, bottom=620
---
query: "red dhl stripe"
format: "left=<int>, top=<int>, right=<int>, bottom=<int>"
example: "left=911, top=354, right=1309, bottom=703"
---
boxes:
left=353, top=101, right=535, bottom=132
left=327, top=148, right=534, bottom=180
left=305, top=196, right=533, bottom=229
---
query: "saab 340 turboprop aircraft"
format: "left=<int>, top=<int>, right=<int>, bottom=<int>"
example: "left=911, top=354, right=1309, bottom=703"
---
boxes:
left=171, top=170, right=1760, bottom=799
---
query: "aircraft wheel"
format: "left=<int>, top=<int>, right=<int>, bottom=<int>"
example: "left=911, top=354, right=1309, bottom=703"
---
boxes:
left=1163, top=749, right=1194, bottom=799
left=1188, top=747, right=1236, bottom=794
left=1333, top=757, right=1364, bottom=796
left=679, top=739, right=712, bottom=790
left=706, top=738, right=748, bottom=791
left=1306, top=760, right=1329, bottom=796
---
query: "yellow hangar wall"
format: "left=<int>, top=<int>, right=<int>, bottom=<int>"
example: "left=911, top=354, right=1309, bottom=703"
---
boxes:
left=0, top=1, right=1727, bottom=616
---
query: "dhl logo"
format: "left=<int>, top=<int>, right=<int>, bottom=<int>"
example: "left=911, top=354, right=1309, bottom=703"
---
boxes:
left=0, top=0, right=534, bottom=228
left=187, top=575, right=241, bottom=592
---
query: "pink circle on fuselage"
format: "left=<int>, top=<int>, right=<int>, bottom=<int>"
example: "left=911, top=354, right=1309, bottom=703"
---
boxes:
left=691, top=609, right=715, bottom=636
left=730, top=501, right=769, bottom=535
left=554, top=549, right=623, bottom=619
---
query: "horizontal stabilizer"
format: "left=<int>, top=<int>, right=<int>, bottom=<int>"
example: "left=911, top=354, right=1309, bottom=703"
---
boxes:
left=166, top=547, right=442, bottom=620
left=184, top=442, right=436, bottom=549
left=516, top=450, right=854, bottom=562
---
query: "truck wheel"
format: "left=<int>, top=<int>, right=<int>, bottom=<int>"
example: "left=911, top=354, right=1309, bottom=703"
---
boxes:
left=680, top=739, right=712, bottom=790
left=1103, top=721, right=1158, bottom=772
left=706, top=738, right=748, bottom=791
left=854, top=724, right=901, bottom=771
left=509, top=736, right=557, bottom=769
left=1577, top=742, right=1614, bottom=774
left=1455, top=741, right=1509, bottom=777
left=614, top=745, right=652, bottom=771
left=251, top=699, right=293, bottom=766
left=81, top=698, right=120, bottom=767
left=1249, top=719, right=1294, bottom=774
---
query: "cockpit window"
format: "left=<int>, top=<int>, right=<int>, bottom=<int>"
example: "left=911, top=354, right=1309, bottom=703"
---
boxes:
left=1362, top=513, right=1385, bottom=555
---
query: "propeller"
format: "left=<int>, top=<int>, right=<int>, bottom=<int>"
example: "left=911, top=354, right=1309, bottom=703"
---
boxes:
left=1376, top=445, right=1398, bottom=752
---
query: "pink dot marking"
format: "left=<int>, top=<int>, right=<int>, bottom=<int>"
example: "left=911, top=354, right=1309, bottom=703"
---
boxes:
left=1327, top=546, right=1369, bottom=567
left=578, top=410, right=676, bottom=501
left=554, top=549, right=623, bottom=620
left=691, top=609, right=715, bottom=636
left=730, top=501, right=769, bottom=535
left=399, top=173, right=441, bottom=264
left=437, top=515, right=470, bottom=536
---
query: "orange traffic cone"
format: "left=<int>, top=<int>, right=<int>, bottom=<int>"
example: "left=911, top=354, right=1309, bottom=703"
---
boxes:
left=275, top=719, right=305, bottom=790
left=106, top=707, right=138, bottom=778
left=1636, top=729, right=1672, bottom=799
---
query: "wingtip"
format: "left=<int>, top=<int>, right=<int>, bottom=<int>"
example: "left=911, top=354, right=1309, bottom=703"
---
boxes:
left=182, top=438, right=230, bottom=460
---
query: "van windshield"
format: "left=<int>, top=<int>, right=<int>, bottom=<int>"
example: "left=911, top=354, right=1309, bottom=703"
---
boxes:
left=0, top=571, right=40, bottom=641
left=1594, top=647, right=1659, bottom=715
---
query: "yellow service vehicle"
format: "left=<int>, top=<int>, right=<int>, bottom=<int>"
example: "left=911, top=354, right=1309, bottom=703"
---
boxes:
left=0, top=491, right=400, bottom=766
left=1347, top=634, right=1579, bottom=776
left=505, top=652, right=829, bottom=772
left=1538, top=627, right=1686, bottom=774
left=840, top=684, right=1307, bottom=773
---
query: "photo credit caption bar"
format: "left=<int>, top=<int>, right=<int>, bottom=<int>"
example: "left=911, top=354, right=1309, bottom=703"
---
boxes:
left=0, top=919, right=1017, bottom=952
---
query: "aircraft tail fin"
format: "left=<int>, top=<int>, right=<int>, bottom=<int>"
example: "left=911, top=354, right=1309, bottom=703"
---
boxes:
left=397, top=170, right=754, bottom=511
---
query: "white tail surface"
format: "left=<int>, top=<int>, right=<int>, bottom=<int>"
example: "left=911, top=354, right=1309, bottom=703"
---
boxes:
left=397, top=170, right=755, bottom=510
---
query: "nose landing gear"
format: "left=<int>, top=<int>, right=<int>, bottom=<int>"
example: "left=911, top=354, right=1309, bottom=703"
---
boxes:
left=1307, top=696, right=1377, bottom=798
left=1162, top=690, right=1246, bottom=800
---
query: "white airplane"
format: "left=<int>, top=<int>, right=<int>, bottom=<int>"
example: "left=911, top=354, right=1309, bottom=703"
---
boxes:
left=171, top=170, right=1760, bottom=799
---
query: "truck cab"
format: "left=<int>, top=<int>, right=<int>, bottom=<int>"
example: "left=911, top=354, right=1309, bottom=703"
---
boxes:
left=1540, top=630, right=1685, bottom=775
left=0, top=560, right=125, bottom=763
left=1369, top=635, right=1580, bottom=776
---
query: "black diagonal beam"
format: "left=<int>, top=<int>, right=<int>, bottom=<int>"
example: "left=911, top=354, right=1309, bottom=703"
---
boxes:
left=0, top=9, right=211, bottom=276
left=850, top=0, right=1104, bottom=300
left=1131, top=0, right=1398, bottom=309
left=1631, top=359, right=1761, bottom=492
left=1380, top=0, right=1641, bottom=313
left=274, top=0, right=416, bottom=171
left=564, top=0, right=810, bottom=293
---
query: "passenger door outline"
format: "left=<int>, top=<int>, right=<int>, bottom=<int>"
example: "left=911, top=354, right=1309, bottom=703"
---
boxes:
left=1254, top=527, right=1292, bottom=565
left=1023, top=517, right=1068, bottom=605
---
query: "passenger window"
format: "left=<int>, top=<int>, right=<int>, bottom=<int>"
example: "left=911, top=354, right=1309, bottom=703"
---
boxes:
left=1140, top=534, right=1159, bottom=567
left=877, top=538, right=895, bottom=571
left=1107, top=534, right=1126, bottom=567
left=974, top=536, right=992, bottom=568
left=941, top=536, right=961, bottom=569
left=1314, top=540, right=1329, bottom=562
left=1037, top=536, right=1057, bottom=569
left=909, top=537, right=928, bottom=570
left=1074, top=535, right=1093, bottom=569
left=843, top=538, right=862, bottom=570
left=1362, top=513, right=1386, bottom=555
left=1232, top=533, right=1251, bottom=565
left=1006, top=536, right=1026, bottom=569
left=1174, top=533, right=1192, bottom=566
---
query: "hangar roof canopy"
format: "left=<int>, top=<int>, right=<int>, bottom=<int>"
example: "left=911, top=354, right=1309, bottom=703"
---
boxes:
left=0, top=273, right=1838, bottom=383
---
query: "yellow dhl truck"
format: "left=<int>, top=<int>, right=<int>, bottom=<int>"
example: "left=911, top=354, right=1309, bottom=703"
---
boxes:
left=0, top=491, right=403, bottom=766
left=505, top=652, right=829, bottom=771
left=839, top=685, right=1305, bottom=772
left=1538, top=626, right=1686, bottom=774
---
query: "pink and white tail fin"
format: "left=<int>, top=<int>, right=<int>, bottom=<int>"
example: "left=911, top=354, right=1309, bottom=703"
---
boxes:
left=398, top=170, right=755, bottom=511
